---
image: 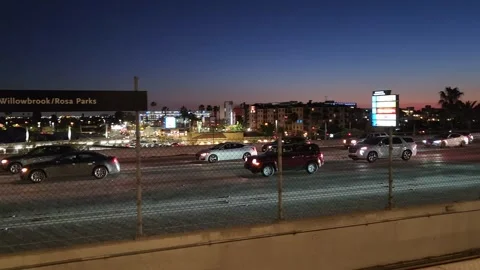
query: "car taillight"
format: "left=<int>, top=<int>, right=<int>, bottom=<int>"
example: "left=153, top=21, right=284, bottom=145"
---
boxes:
left=251, top=147, right=256, bottom=151
left=113, top=157, right=118, bottom=163
left=319, top=153, right=324, bottom=159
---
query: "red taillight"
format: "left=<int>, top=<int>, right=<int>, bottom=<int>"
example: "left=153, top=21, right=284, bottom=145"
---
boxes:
left=113, top=157, right=118, bottom=163
left=320, top=153, right=324, bottom=159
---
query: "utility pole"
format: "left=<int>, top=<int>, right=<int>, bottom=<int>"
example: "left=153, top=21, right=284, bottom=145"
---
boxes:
left=134, top=76, right=143, bottom=237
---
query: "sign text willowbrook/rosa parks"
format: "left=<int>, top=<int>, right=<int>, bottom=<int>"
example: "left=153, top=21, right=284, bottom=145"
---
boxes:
left=0, top=97, right=97, bottom=105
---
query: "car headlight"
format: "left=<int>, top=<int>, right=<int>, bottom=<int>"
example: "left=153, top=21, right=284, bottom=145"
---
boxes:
left=343, top=139, right=346, bottom=144
left=252, top=159, right=260, bottom=166
left=433, top=140, right=441, bottom=144
left=1, top=159, right=7, bottom=164
left=200, top=153, right=208, bottom=156
left=422, top=140, right=426, bottom=143
left=21, top=168, right=28, bottom=173
left=351, top=140, right=357, bottom=144
left=360, top=146, right=367, bottom=150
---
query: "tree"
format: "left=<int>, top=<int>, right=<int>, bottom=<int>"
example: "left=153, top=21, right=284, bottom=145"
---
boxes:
left=150, top=101, right=157, bottom=108
left=179, top=106, right=189, bottom=128
left=114, top=111, right=124, bottom=122
left=32, top=111, right=42, bottom=124
left=198, top=104, right=205, bottom=111
left=460, top=100, right=478, bottom=130
left=260, top=122, right=275, bottom=136
left=206, top=105, right=212, bottom=112
left=161, top=106, right=168, bottom=118
left=438, top=86, right=464, bottom=128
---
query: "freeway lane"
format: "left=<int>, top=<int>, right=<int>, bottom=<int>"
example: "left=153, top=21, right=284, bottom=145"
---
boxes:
left=1, top=146, right=480, bottom=253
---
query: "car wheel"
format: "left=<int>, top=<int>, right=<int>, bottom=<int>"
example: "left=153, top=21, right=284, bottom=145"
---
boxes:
left=242, top=152, right=251, bottom=160
left=93, top=166, right=108, bottom=179
left=367, top=152, right=378, bottom=163
left=8, top=162, right=22, bottom=174
left=29, top=170, right=46, bottom=183
left=261, top=165, right=275, bottom=177
left=460, top=141, right=466, bottom=147
left=208, top=154, right=218, bottom=163
left=306, top=162, right=319, bottom=174
left=401, top=150, right=412, bottom=161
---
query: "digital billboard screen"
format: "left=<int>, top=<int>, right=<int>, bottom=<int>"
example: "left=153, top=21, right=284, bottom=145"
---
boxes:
left=372, top=94, right=398, bottom=127
left=165, top=117, right=177, bottom=129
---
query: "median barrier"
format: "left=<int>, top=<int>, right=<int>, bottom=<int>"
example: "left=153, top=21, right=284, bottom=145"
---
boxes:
left=2, top=200, right=480, bottom=270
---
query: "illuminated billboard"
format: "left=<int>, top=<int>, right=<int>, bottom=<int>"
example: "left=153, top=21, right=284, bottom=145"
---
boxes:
left=165, top=116, right=177, bottom=129
left=372, top=91, right=399, bottom=127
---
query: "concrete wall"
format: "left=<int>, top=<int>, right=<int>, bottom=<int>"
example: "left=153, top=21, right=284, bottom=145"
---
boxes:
left=2, top=200, right=480, bottom=270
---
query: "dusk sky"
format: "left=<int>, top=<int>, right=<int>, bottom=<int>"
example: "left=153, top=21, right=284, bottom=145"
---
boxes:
left=1, top=0, right=480, bottom=110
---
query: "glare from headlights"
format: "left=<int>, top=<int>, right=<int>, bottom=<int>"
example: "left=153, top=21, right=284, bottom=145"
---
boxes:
left=433, top=140, right=441, bottom=144
left=360, top=146, right=367, bottom=150
left=200, top=153, right=208, bottom=156
left=343, top=139, right=346, bottom=143
left=351, top=140, right=357, bottom=144
left=1, top=159, right=7, bottom=164
left=21, top=168, right=28, bottom=173
left=252, top=159, right=260, bottom=166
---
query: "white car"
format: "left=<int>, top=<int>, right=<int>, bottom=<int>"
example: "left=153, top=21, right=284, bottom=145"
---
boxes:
left=195, top=142, right=258, bottom=163
left=422, top=133, right=468, bottom=148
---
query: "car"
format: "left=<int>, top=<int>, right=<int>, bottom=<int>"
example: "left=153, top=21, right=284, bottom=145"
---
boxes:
left=422, top=133, right=468, bottom=148
left=261, top=136, right=308, bottom=152
left=19, top=151, right=121, bottom=183
left=195, top=142, right=258, bottom=163
left=244, top=143, right=324, bottom=177
left=348, top=136, right=417, bottom=163
left=342, top=134, right=360, bottom=149
left=1, top=145, right=78, bottom=174
left=460, top=132, right=474, bottom=144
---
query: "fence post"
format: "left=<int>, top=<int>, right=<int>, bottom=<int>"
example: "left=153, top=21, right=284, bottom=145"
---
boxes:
left=277, top=134, right=284, bottom=220
left=134, top=76, right=143, bottom=237
left=387, top=127, right=394, bottom=209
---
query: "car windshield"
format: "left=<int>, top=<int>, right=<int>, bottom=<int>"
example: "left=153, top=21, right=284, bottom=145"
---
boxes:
left=362, top=137, right=383, bottom=145
left=210, top=143, right=226, bottom=150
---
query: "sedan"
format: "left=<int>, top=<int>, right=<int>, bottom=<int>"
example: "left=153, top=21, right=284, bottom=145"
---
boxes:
left=196, top=142, right=258, bottom=163
left=422, top=133, right=468, bottom=148
left=1, top=145, right=77, bottom=174
left=20, top=151, right=121, bottom=183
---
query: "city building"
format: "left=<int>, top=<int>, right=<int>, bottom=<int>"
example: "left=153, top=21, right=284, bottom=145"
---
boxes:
left=242, top=100, right=357, bottom=134
left=219, top=101, right=235, bottom=126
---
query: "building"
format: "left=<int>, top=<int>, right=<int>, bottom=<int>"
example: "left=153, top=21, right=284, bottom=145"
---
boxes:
left=242, top=100, right=357, bottom=134
left=219, top=101, right=235, bottom=126
left=140, top=110, right=211, bottom=128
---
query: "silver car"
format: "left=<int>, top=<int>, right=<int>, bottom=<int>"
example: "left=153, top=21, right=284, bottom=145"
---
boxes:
left=196, top=142, right=258, bottom=163
left=348, top=136, right=417, bottom=163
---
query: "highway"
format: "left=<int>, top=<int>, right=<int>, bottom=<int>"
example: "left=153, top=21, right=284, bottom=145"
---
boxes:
left=1, top=144, right=480, bottom=254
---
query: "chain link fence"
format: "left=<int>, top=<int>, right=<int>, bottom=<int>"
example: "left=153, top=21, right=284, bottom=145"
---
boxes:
left=0, top=133, right=479, bottom=254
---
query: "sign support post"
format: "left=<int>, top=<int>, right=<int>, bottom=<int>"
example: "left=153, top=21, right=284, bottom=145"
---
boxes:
left=388, top=127, right=393, bottom=209
left=371, top=90, right=399, bottom=210
left=134, top=76, right=143, bottom=237
left=277, top=134, right=284, bottom=220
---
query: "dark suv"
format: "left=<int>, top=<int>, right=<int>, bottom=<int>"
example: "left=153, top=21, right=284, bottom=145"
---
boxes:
left=261, top=136, right=308, bottom=152
left=245, top=143, right=324, bottom=177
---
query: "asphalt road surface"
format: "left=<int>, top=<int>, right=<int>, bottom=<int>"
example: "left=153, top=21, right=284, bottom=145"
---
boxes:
left=1, top=144, right=480, bottom=254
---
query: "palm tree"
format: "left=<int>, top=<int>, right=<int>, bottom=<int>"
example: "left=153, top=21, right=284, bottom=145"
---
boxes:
left=150, top=101, right=157, bottom=109
left=206, top=105, right=212, bottom=112
left=438, top=87, right=464, bottom=128
left=161, top=106, right=168, bottom=119
left=179, top=106, right=189, bottom=128
left=460, top=100, right=478, bottom=130
left=198, top=104, right=205, bottom=111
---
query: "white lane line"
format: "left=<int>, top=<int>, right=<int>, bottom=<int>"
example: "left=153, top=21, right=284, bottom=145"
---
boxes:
left=2, top=176, right=479, bottom=228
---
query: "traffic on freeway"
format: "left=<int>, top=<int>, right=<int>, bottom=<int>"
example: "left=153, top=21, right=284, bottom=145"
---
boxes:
left=0, top=135, right=479, bottom=254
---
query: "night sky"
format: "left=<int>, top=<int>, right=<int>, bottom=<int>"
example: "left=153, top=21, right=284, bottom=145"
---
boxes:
left=1, top=0, right=479, bottom=110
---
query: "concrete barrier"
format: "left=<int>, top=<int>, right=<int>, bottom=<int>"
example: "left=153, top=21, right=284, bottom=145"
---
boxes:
left=2, top=200, right=480, bottom=270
